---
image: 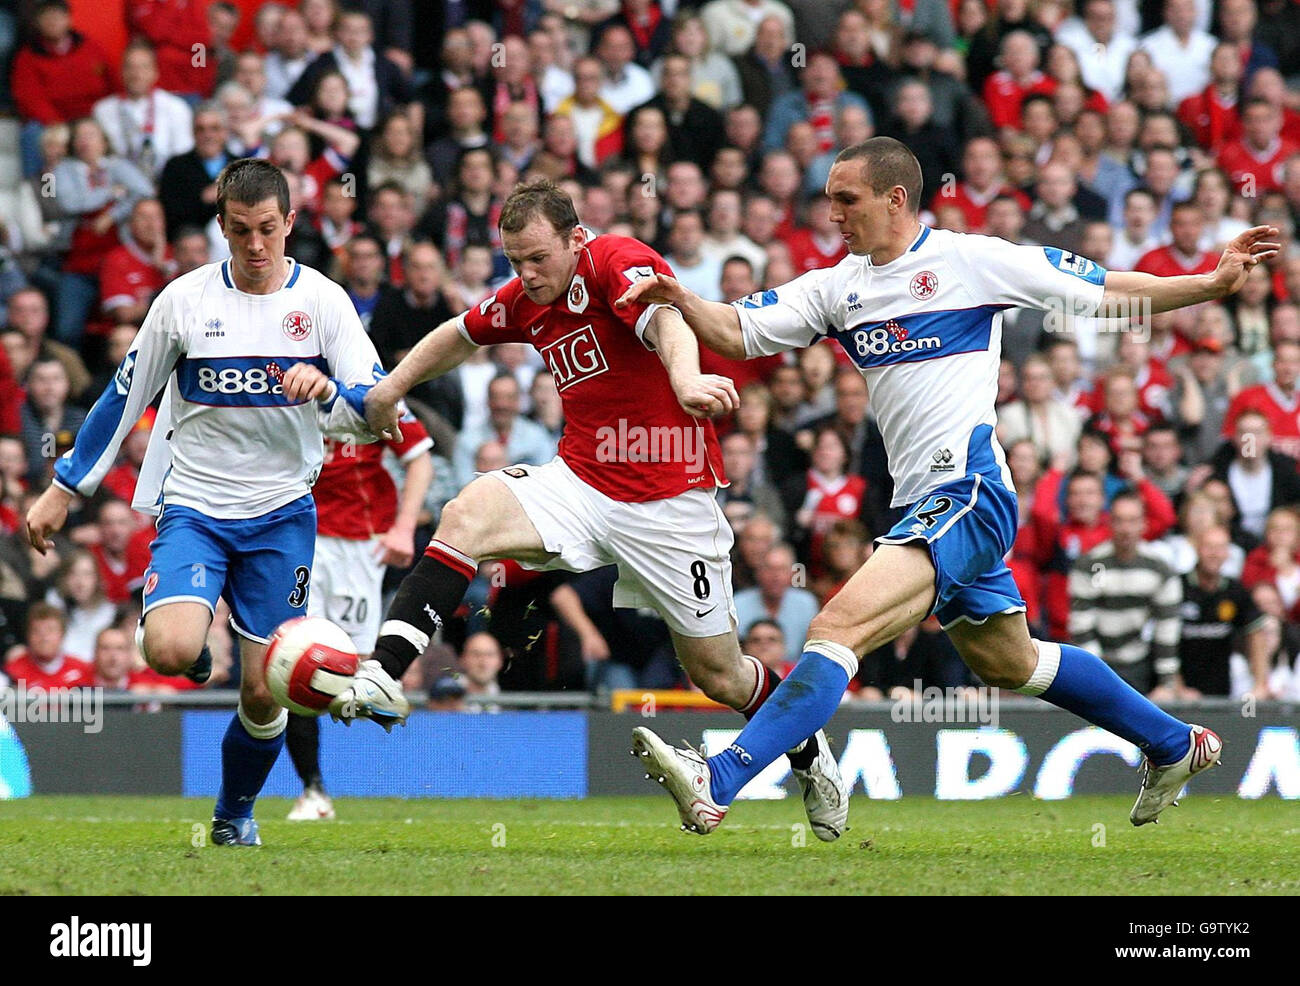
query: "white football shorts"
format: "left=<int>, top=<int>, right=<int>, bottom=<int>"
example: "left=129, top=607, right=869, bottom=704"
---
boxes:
left=488, top=456, right=737, bottom=638
left=308, top=535, right=385, bottom=654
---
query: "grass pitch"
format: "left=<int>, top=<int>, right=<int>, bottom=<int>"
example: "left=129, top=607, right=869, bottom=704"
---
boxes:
left=0, top=794, right=1296, bottom=895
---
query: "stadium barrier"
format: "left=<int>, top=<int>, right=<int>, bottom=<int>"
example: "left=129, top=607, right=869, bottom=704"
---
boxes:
left=3, top=695, right=1298, bottom=800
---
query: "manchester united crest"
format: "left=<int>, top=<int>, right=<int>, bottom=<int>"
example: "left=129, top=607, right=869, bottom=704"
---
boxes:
left=910, top=270, right=938, bottom=300
left=567, top=274, right=589, bottom=314
left=282, top=310, right=313, bottom=341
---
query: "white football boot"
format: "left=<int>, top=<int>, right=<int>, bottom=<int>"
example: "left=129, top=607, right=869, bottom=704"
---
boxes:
left=287, top=787, right=336, bottom=821
left=631, top=726, right=728, bottom=834
left=328, top=659, right=410, bottom=731
left=1130, top=724, right=1223, bottom=826
left=790, top=730, right=848, bottom=841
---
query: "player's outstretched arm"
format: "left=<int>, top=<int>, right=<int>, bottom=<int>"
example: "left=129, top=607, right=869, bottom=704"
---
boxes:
left=1101, top=225, right=1280, bottom=315
left=365, top=317, right=476, bottom=441
left=644, top=307, right=740, bottom=419
left=615, top=272, right=747, bottom=360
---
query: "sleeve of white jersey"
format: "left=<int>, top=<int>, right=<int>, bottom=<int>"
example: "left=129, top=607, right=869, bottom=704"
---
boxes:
left=733, top=268, right=834, bottom=358
left=945, top=235, right=1108, bottom=318
left=316, top=279, right=385, bottom=443
left=53, top=287, right=184, bottom=498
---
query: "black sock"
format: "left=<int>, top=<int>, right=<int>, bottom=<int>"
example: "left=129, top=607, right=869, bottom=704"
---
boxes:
left=373, top=539, right=475, bottom=680
left=285, top=712, right=323, bottom=790
left=743, top=663, right=820, bottom=770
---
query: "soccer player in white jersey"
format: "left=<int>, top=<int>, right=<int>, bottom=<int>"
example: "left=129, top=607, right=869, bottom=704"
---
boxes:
left=24, top=159, right=387, bottom=846
left=617, top=137, right=1278, bottom=833
left=351, top=180, right=851, bottom=841
left=285, top=407, right=433, bottom=821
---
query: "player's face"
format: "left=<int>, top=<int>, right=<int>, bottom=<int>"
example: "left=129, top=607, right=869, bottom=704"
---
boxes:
left=826, top=160, right=891, bottom=257
left=502, top=219, right=583, bottom=306
left=220, top=197, right=296, bottom=289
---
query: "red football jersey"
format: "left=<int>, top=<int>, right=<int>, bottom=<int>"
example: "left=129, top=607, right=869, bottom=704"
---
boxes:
left=1134, top=245, right=1218, bottom=278
left=314, top=415, right=433, bottom=539
left=930, top=183, right=1031, bottom=233
left=90, top=542, right=146, bottom=605
left=5, top=652, right=94, bottom=690
left=457, top=233, right=727, bottom=502
left=1222, top=382, right=1300, bottom=459
left=982, top=71, right=1056, bottom=130
left=786, top=229, right=848, bottom=274
left=100, top=241, right=171, bottom=316
left=1217, top=137, right=1300, bottom=195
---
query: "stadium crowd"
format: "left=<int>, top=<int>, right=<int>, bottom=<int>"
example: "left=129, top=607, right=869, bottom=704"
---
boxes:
left=1, top=0, right=1300, bottom=709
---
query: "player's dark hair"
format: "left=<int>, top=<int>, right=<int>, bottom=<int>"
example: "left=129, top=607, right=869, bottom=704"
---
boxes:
left=216, top=158, right=289, bottom=221
left=834, top=137, right=925, bottom=214
left=500, top=179, right=580, bottom=238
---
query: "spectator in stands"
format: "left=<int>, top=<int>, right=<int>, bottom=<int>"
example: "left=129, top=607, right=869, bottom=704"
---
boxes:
left=427, top=87, right=489, bottom=190
left=732, top=16, right=796, bottom=119
left=49, top=117, right=153, bottom=345
left=744, top=617, right=791, bottom=678
left=91, top=625, right=141, bottom=691
left=426, top=673, right=468, bottom=711
left=1138, top=199, right=1223, bottom=280
left=1210, top=410, right=1300, bottom=540
left=1180, top=523, right=1273, bottom=698
left=1224, top=337, right=1300, bottom=443
left=498, top=103, right=541, bottom=177
left=595, top=23, right=654, bottom=116
left=5, top=602, right=92, bottom=690
left=21, top=356, right=85, bottom=488
left=158, top=105, right=232, bottom=241
left=1139, top=0, right=1216, bottom=104
left=369, top=239, right=456, bottom=381
left=634, top=53, right=724, bottom=172
left=452, top=373, right=557, bottom=490
left=555, top=55, right=626, bottom=170
left=11, top=0, right=116, bottom=178
left=288, top=10, right=408, bottom=132
left=1217, top=0, right=1277, bottom=90
left=717, top=431, right=787, bottom=531
left=733, top=510, right=779, bottom=590
left=1023, top=161, right=1087, bottom=256
left=98, top=409, right=151, bottom=507
left=932, top=135, right=1026, bottom=233
left=1069, top=490, right=1185, bottom=695
left=265, top=8, right=316, bottom=101
left=982, top=30, right=1054, bottom=131
left=4, top=289, right=90, bottom=406
left=663, top=209, right=722, bottom=302
left=99, top=198, right=174, bottom=328
left=92, top=39, right=194, bottom=183
left=1178, top=42, right=1245, bottom=156
left=459, top=631, right=504, bottom=701
left=998, top=355, right=1081, bottom=470
left=171, top=225, right=210, bottom=276
left=127, top=0, right=218, bottom=100
left=1142, top=423, right=1189, bottom=499
left=1107, top=188, right=1160, bottom=271
left=884, top=80, right=958, bottom=203
left=764, top=52, right=870, bottom=154
left=1217, top=98, right=1299, bottom=196
left=699, top=190, right=765, bottom=274
left=784, top=427, right=870, bottom=574
left=701, top=0, right=796, bottom=58
left=1057, top=0, right=1135, bottom=102
left=45, top=548, right=115, bottom=665
left=733, top=542, right=820, bottom=664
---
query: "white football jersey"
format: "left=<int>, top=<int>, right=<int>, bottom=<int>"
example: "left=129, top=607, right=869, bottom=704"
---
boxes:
left=736, top=226, right=1108, bottom=506
left=55, top=259, right=383, bottom=519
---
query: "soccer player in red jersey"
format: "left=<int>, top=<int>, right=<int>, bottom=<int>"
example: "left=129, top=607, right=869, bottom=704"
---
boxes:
left=285, top=407, right=433, bottom=821
left=350, top=179, right=849, bottom=840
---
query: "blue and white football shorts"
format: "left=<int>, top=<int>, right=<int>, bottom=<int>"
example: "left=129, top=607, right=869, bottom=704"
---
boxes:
left=876, top=425, right=1026, bottom=629
left=141, top=494, right=317, bottom=643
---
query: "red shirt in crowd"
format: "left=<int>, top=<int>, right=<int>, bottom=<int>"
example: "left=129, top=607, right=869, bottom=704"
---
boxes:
left=5, top=652, right=94, bottom=690
left=1218, top=136, right=1300, bottom=195
left=1222, top=382, right=1300, bottom=459
left=90, top=541, right=151, bottom=606
left=982, top=70, right=1056, bottom=130
left=930, top=183, right=1031, bottom=233
left=127, top=0, right=216, bottom=97
left=785, top=229, right=848, bottom=274
left=1134, top=245, right=1219, bottom=279
left=1177, top=87, right=1243, bottom=153
left=100, top=240, right=173, bottom=318
left=11, top=31, right=115, bottom=124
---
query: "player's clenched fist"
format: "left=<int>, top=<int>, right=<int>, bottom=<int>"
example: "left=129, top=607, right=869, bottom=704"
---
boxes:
left=673, top=372, right=740, bottom=419
left=363, top=379, right=403, bottom=442
left=282, top=362, right=334, bottom=402
left=614, top=271, right=687, bottom=310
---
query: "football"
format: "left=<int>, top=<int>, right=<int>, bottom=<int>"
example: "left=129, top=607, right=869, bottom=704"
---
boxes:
left=263, top=617, right=360, bottom=717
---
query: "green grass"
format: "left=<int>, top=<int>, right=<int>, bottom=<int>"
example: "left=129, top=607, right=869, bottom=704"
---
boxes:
left=0, top=795, right=1296, bottom=895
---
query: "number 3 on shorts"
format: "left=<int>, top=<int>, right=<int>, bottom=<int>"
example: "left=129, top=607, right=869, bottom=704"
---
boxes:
left=288, top=565, right=311, bottom=607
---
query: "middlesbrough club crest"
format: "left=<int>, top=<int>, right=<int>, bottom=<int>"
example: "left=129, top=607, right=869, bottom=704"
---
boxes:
left=910, top=270, right=938, bottom=300
left=282, top=310, right=313, bottom=341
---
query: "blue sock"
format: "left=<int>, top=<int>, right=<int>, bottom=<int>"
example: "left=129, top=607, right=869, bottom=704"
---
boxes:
left=708, top=648, right=851, bottom=805
left=1031, top=642, right=1189, bottom=765
left=214, top=711, right=286, bottom=820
